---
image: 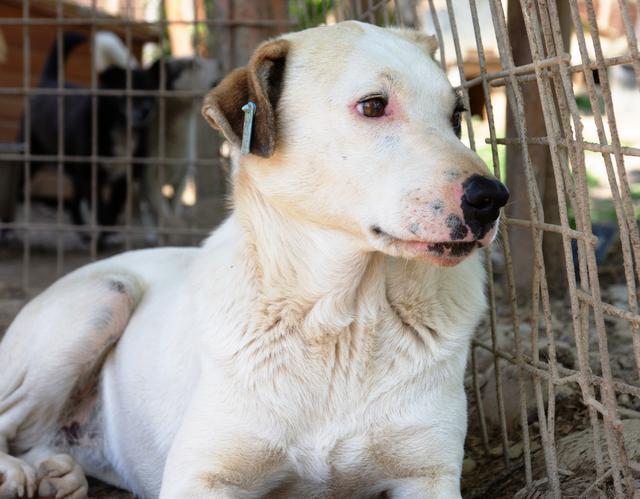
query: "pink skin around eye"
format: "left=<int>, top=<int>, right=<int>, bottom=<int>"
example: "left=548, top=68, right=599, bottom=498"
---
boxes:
left=350, top=93, right=405, bottom=122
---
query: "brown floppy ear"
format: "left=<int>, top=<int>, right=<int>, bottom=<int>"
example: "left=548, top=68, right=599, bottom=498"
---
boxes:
left=202, top=39, right=289, bottom=158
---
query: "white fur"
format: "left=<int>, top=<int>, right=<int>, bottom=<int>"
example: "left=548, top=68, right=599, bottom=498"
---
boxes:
left=0, top=22, right=498, bottom=498
left=94, top=31, right=138, bottom=73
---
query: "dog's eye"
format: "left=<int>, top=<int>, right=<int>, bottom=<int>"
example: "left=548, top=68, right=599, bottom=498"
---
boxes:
left=357, top=96, right=387, bottom=118
left=451, top=100, right=466, bottom=138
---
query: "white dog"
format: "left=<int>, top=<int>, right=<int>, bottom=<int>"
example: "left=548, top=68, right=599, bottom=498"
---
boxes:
left=0, top=22, right=508, bottom=498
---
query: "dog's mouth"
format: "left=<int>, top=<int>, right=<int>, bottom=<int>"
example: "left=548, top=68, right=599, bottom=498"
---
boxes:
left=370, top=225, right=482, bottom=266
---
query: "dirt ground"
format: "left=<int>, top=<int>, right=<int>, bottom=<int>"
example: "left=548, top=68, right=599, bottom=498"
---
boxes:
left=461, top=239, right=640, bottom=497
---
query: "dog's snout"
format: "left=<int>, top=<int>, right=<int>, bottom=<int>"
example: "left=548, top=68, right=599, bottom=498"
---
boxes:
left=463, top=175, right=509, bottom=211
left=461, top=175, right=509, bottom=233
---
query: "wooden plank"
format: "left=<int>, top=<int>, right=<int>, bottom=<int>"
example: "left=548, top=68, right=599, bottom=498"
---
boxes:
left=1, top=0, right=159, bottom=40
left=505, top=0, right=570, bottom=296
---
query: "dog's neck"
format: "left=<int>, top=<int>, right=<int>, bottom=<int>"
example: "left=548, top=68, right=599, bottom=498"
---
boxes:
left=232, top=171, right=384, bottom=337
left=222, top=166, right=485, bottom=370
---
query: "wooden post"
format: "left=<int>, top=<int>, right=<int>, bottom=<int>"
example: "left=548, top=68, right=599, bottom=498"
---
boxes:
left=166, top=0, right=196, bottom=57
left=215, top=0, right=289, bottom=74
left=192, top=0, right=290, bottom=233
left=505, top=0, right=571, bottom=298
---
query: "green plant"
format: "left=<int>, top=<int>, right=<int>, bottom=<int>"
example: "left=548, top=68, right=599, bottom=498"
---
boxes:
left=289, top=0, right=331, bottom=29
left=475, top=142, right=507, bottom=181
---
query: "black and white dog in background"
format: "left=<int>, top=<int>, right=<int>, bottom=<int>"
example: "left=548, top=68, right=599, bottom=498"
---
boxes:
left=22, top=31, right=159, bottom=237
left=12, top=31, right=220, bottom=245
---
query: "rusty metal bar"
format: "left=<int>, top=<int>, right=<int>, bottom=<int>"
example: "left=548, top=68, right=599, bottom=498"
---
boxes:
left=485, top=53, right=640, bottom=88
left=124, top=0, right=133, bottom=251
left=90, top=0, right=98, bottom=259
left=360, top=0, right=388, bottom=22
left=56, top=0, right=64, bottom=276
left=0, top=154, right=221, bottom=166
left=486, top=0, right=561, bottom=493
left=157, top=0, right=168, bottom=246
left=21, top=0, right=32, bottom=291
left=491, top=136, right=640, bottom=158
left=567, top=0, right=638, bottom=489
left=444, top=0, right=475, bottom=150
left=468, top=0, right=533, bottom=482
left=472, top=340, right=640, bottom=400
left=0, top=221, right=209, bottom=237
left=427, top=0, right=446, bottom=70
left=0, top=87, right=212, bottom=98
left=0, top=18, right=297, bottom=28
left=462, top=0, right=640, bottom=493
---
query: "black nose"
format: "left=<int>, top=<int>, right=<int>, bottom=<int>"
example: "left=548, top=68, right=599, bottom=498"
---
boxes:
left=461, top=175, right=509, bottom=236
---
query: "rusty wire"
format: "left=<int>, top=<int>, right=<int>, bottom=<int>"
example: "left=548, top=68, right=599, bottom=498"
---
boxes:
left=1, top=0, right=639, bottom=496
left=443, top=0, right=640, bottom=496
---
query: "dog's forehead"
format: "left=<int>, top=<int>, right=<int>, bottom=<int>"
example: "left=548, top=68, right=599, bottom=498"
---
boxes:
left=347, top=28, right=452, bottom=98
left=285, top=22, right=454, bottom=105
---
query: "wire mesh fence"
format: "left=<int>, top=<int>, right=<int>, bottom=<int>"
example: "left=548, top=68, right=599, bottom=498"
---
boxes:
left=0, top=0, right=639, bottom=497
left=440, top=0, right=640, bottom=496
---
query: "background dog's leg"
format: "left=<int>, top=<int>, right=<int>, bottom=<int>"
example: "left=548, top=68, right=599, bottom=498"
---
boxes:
left=0, top=272, right=143, bottom=498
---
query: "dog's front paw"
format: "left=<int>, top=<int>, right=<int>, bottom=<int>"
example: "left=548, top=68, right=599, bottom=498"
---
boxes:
left=0, top=453, right=36, bottom=498
left=387, top=478, right=461, bottom=499
left=37, top=454, right=87, bottom=499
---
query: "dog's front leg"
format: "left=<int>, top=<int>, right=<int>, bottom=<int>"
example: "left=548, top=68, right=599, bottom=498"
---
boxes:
left=386, top=475, right=462, bottom=499
left=368, top=417, right=465, bottom=499
left=159, top=436, right=289, bottom=499
left=159, top=396, right=290, bottom=499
